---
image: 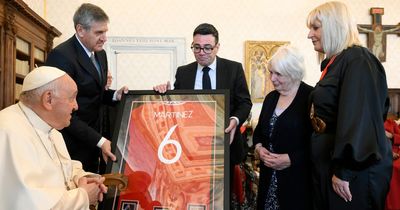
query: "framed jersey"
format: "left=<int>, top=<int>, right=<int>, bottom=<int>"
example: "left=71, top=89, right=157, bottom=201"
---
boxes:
left=103, top=90, right=230, bottom=210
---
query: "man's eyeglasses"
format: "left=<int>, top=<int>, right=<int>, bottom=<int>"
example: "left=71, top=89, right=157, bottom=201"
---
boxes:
left=191, top=44, right=216, bottom=54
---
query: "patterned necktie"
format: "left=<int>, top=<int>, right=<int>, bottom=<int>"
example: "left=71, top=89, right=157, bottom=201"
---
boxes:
left=202, top=66, right=211, bottom=89
left=90, top=53, right=102, bottom=80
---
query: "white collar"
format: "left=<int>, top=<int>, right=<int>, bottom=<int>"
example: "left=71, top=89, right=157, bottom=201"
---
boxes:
left=198, top=58, right=217, bottom=71
left=75, top=34, right=93, bottom=58
left=18, top=102, right=52, bottom=135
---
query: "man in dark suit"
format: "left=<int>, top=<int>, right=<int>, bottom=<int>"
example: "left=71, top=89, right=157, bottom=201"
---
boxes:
left=154, top=23, right=252, bottom=204
left=45, top=3, right=127, bottom=173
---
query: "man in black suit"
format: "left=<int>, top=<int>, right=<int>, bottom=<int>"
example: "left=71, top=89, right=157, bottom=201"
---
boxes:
left=45, top=3, right=127, bottom=173
left=154, top=23, right=252, bottom=203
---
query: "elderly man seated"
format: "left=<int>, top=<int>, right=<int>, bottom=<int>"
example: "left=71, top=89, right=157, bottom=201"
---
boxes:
left=0, top=66, right=107, bottom=210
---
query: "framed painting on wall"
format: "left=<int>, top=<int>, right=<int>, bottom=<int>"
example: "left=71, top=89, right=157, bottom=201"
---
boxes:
left=244, top=41, right=289, bottom=102
left=103, top=90, right=230, bottom=210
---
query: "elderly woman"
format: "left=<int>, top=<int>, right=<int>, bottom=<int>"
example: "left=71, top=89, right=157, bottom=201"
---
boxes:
left=253, top=45, right=312, bottom=210
left=307, top=2, right=392, bottom=210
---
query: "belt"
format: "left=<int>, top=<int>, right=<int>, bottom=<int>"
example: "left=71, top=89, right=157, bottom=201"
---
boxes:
left=310, top=103, right=326, bottom=133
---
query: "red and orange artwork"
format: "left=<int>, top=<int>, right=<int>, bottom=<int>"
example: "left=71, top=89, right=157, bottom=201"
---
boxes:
left=117, top=100, right=224, bottom=210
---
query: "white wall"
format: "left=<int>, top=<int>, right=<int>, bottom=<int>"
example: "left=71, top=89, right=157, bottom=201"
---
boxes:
left=24, top=0, right=400, bottom=118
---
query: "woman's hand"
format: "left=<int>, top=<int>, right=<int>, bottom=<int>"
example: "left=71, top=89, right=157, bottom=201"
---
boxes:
left=263, top=152, right=291, bottom=170
left=332, top=174, right=352, bottom=202
left=256, top=145, right=291, bottom=170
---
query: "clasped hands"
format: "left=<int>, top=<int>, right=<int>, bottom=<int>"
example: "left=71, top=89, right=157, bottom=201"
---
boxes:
left=78, top=176, right=108, bottom=205
left=256, top=145, right=290, bottom=170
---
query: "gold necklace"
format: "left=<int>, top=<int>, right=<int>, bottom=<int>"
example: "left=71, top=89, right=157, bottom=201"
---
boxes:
left=18, top=103, right=71, bottom=190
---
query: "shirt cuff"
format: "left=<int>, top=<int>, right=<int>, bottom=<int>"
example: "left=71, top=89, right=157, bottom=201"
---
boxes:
left=230, top=116, right=240, bottom=126
left=112, top=91, right=118, bottom=101
left=97, top=137, right=106, bottom=148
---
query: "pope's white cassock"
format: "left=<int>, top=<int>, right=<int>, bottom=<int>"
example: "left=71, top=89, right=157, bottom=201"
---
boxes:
left=0, top=102, right=93, bottom=210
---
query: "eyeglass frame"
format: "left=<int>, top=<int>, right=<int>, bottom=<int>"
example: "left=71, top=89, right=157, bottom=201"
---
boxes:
left=190, top=43, right=218, bottom=54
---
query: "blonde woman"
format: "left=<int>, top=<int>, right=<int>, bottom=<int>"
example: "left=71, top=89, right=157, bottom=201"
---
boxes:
left=307, top=2, right=392, bottom=210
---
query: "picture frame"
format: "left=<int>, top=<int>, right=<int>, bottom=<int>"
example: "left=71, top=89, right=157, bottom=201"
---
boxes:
left=103, top=90, right=230, bottom=210
left=244, top=41, right=289, bottom=102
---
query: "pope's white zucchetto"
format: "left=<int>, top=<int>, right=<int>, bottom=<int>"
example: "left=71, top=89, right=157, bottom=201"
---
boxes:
left=22, top=66, right=66, bottom=92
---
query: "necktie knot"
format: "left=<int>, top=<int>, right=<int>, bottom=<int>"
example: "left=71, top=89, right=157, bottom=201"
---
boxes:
left=202, top=66, right=210, bottom=73
left=90, top=52, right=95, bottom=61
left=202, top=66, right=211, bottom=89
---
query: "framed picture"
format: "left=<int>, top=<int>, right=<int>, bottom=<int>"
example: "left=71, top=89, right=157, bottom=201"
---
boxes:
left=103, top=90, right=230, bottom=210
left=244, top=40, right=289, bottom=102
left=120, top=200, right=138, bottom=210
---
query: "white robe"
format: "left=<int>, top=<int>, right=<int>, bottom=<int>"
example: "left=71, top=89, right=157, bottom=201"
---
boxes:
left=0, top=103, right=93, bottom=210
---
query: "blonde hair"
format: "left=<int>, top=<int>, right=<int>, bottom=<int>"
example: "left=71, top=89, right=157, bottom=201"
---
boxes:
left=307, top=1, right=361, bottom=58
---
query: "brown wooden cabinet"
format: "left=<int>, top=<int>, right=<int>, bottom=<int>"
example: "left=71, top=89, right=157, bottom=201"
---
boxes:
left=0, top=0, right=61, bottom=110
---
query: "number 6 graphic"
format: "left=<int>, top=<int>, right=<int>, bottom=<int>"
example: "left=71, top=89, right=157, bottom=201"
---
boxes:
left=158, top=124, right=182, bottom=164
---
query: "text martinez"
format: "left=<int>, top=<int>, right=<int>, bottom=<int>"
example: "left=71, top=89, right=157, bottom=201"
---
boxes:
left=153, top=111, right=193, bottom=119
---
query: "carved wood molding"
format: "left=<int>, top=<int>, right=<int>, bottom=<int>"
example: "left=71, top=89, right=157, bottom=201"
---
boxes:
left=103, top=173, right=128, bottom=191
left=4, top=0, right=61, bottom=38
left=4, top=1, right=16, bottom=36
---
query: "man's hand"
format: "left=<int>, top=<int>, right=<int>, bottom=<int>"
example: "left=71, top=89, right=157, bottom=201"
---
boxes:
left=105, top=71, right=112, bottom=90
left=79, top=176, right=108, bottom=204
left=116, top=86, right=129, bottom=101
left=78, top=177, right=99, bottom=205
left=87, top=176, right=108, bottom=202
left=393, top=152, right=400, bottom=160
left=224, top=118, right=237, bottom=144
left=332, top=174, right=352, bottom=202
left=385, top=130, right=393, bottom=139
left=153, top=81, right=171, bottom=93
left=101, top=139, right=117, bottom=162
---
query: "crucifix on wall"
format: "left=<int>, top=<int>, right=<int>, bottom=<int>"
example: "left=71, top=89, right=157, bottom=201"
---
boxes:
left=358, top=8, right=400, bottom=62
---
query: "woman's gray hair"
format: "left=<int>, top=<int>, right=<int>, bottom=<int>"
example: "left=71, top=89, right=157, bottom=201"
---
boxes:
left=267, top=45, right=305, bottom=83
left=307, top=1, right=361, bottom=58
left=73, top=3, right=109, bottom=30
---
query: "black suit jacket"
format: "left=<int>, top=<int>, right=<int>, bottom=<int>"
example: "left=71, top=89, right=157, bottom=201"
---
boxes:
left=174, top=57, right=252, bottom=164
left=45, top=35, right=115, bottom=172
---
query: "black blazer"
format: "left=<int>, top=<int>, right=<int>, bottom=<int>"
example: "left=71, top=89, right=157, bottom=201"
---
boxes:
left=45, top=35, right=115, bottom=171
left=174, top=57, right=252, bottom=164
